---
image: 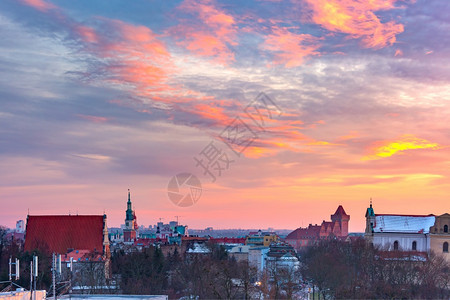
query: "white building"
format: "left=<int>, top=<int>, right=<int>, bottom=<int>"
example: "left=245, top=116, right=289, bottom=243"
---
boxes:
left=248, top=247, right=270, bottom=274
left=365, top=203, right=435, bottom=252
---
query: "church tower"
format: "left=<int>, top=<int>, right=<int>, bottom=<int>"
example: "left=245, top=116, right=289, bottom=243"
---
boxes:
left=123, top=189, right=137, bottom=242
left=364, top=200, right=376, bottom=241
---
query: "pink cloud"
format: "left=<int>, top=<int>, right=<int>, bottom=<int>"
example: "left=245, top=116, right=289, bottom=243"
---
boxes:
left=263, top=26, right=321, bottom=67
left=169, top=0, right=238, bottom=64
left=303, top=0, right=404, bottom=49
left=20, top=0, right=56, bottom=12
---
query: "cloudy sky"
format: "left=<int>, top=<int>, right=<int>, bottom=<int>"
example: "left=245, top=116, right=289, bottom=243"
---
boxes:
left=0, top=0, right=449, bottom=232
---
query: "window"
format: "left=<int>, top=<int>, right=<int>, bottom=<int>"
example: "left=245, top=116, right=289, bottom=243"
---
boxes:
left=444, top=242, right=449, bottom=253
left=412, top=241, right=417, bottom=251
left=444, top=225, right=449, bottom=233
left=394, top=241, right=399, bottom=251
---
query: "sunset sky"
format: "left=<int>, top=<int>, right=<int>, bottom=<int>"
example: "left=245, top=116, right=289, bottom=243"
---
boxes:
left=1, top=0, right=449, bottom=232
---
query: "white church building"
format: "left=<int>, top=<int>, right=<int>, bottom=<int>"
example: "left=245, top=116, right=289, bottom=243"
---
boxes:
left=365, top=203, right=436, bottom=252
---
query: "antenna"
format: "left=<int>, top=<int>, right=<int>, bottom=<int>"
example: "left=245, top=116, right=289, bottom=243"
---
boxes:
left=175, top=216, right=181, bottom=223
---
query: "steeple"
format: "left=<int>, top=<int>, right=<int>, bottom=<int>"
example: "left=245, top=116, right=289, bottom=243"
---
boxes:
left=126, top=189, right=134, bottom=221
left=365, top=199, right=376, bottom=236
left=124, top=189, right=137, bottom=242
left=366, top=198, right=375, bottom=217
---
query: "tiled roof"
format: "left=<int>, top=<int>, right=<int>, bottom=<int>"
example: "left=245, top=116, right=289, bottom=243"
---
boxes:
left=285, top=225, right=321, bottom=240
left=373, top=215, right=435, bottom=233
left=24, top=215, right=104, bottom=254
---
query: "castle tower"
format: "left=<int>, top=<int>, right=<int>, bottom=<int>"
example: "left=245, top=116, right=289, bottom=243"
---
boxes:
left=331, top=205, right=350, bottom=237
left=123, top=189, right=137, bottom=242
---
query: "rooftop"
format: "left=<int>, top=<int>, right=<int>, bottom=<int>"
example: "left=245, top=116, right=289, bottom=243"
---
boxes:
left=24, top=215, right=105, bottom=254
left=373, top=215, right=435, bottom=233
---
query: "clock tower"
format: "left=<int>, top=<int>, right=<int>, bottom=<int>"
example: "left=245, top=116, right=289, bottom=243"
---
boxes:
left=123, top=189, right=137, bottom=242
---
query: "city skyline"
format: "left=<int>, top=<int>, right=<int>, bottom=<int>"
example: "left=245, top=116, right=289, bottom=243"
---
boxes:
left=1, top=0, right=449, bottom=232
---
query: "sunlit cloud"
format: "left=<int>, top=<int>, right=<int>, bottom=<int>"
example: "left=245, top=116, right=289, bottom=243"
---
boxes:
left=364, top=134, right=442, bottom=160
left=20, top=0, right=56, bottom=12
left=169, top=0, right=238, bottom=65
left=262, top=26, right=321, bottom=67
left=304, top=0, right=404, bottom=49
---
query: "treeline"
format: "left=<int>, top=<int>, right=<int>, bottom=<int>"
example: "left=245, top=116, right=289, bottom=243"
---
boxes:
left=300, top=238, right=450, bottom=299
left=112, top=242, right=262, bottom=299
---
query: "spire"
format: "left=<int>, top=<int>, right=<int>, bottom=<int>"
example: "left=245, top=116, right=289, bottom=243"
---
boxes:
left=126, top=189, right=133, bottom=220
left=366, top=198, right=375, bottom=217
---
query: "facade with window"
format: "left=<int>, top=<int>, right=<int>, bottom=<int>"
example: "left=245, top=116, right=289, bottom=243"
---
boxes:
left=364, top=204, right=435, bottom=252
left=430, top=213, right=450, bottom=262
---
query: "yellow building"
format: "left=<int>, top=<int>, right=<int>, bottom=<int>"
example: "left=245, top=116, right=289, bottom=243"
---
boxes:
left=429, top=213, right=450, bottom=263
left=246, top=230, right=279, bottom=247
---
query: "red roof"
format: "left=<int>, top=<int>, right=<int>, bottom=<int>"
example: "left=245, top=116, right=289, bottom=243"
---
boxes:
left=333, top=205, right=349, bottom=217
left=24, top=215, right=105, bottom=254
left=285, top=225, right=321, bottom=240
left=62, top=249, right=103, bottom=262
left=209, top=237, right=246, bottom=244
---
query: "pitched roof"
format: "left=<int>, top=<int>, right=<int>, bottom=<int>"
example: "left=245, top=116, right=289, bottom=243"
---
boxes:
left=24, top=215, right=105, bottom=254
left=373, top=215, right=435, bottom=233
left=333, top=205, right=349, bottom=217
left=285, top=225, right=321, bottom=240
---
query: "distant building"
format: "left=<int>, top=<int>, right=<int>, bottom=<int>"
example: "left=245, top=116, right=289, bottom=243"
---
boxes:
left=248, top=247, right=270, bottom=274
left=429, top=213, right=450, bottom=262
left=285, top=205, right=350, bottom=251
left=266, top=242, right=300, bottom=273
left=123, top=189, right=137, bottom=243
left=364, top=203, right=435, bottom=252
left=16, top=220, right=25, bottom=233
left=155, top=221, right=188, bottom=241
left=246, top=230, right=278, bottom=247
left=228, top=245, right=250, bottom=262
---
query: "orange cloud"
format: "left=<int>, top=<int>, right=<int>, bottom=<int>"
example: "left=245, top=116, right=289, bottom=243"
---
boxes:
left=304, top=0, right=404, bottom=49
left=190, top=103, right=233, bottom=126
left=364, top=134, right=442, bottom=160
left=171, top=0, right=238, bottom=64
left=337, top=131, right=359, bottom=141
left=394, top=49, right=403, bottom=57
left=263, top=26, right=321, bottom=67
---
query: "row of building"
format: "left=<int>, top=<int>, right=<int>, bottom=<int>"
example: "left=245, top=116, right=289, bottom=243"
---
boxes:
left=5, top=192, right=448, bottom=289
